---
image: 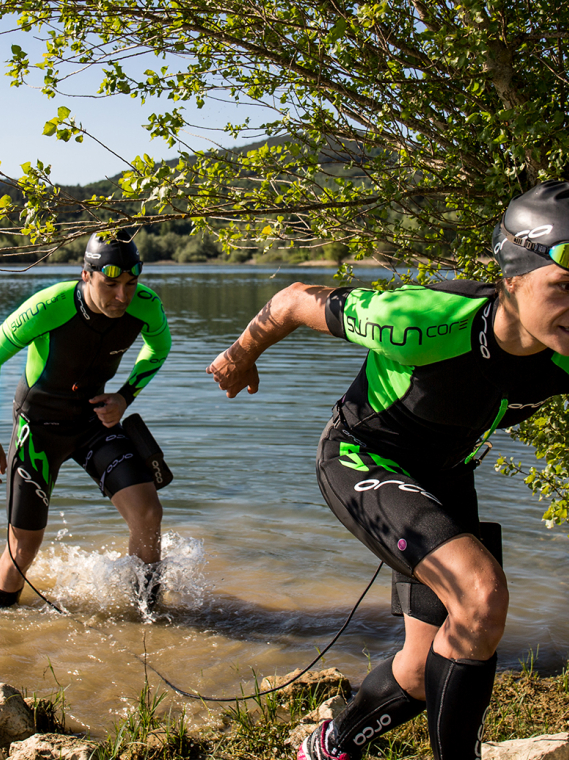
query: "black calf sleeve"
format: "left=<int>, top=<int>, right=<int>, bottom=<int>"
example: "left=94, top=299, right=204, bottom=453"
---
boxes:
left=332, top=657, right=426, bottom=757
left=425, top=645, right=496, bottom=760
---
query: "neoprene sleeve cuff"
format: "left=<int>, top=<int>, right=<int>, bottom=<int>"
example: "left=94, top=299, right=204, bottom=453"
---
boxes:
left=118, top=385, right=136, bottom=406
left=325, top=287, right=354, bottom=338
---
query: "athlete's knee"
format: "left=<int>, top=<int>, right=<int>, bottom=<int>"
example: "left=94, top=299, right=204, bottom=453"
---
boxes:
left=138, top=497, right=162, bottom=526
left=448, top=569, right=508, bottom=645
left=114, top=483, right=163, bottom=526
left=139, top=492, right=163, bottom=524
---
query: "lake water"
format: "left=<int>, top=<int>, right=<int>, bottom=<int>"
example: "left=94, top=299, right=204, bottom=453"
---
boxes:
left=0, top=264, right=567, bottom=735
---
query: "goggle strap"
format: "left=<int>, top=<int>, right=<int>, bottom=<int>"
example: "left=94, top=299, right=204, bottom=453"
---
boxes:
left=500, top=220, right=549, bottom=255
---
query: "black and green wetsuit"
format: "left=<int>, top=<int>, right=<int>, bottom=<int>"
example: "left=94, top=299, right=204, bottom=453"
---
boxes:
left=0, top=279, right=171, bottom=530
left=1, top=279, right=170, bottom=422
left=325, top=280, right=569, bottom=470
left=318, top=279, right=569, bottom=581
left=317, top=280, right=569, bottom=760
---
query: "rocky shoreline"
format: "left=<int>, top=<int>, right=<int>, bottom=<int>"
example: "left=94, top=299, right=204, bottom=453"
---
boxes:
left=1, top=666, right=568, bottom=759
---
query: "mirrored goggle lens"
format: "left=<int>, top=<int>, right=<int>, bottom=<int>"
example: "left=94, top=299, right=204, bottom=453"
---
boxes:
left=100, top=262, right=143, bottom=278
left=549, top=242, right=569, bottom=270
left=100, top=264, right=122, bottom=278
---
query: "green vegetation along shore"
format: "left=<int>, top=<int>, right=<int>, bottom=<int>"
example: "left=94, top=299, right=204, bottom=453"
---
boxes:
left=24, top=661, right=569, bottom=760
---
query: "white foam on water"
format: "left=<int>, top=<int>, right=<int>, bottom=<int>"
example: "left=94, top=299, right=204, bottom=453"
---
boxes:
left=31, top=530, right=207, bottom=619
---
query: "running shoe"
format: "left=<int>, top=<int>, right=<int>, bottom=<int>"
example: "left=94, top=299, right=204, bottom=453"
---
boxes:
left=297, top=720, right=351, bottom=760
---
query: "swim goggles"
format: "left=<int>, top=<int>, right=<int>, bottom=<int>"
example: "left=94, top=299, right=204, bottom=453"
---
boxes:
left=92, top=262, right=144, bottom=278
left=500, top=220, right=569, bottom=270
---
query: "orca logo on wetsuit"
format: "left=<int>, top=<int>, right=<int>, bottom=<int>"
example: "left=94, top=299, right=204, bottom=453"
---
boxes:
left=17, top=467, right=49, bottom=507
left=479, top=302, right=492, bottom=360
left=151, top=458, right=163, bottom=484
left=354, top=478, right=442, bottom=505
left=353, top=714, right=392, bottom=746
left=474, top=706, right=490, bottom=758
left=99, top=452, right=134, bottom=493
left=508, top=400, right=545, bottom=410
left=76, top=287, right=90, bottom=321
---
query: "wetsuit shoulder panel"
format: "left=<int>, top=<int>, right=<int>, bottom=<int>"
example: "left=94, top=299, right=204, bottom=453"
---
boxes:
left=118, top=284, right=171, bottom=405
left=327, top=283, right=490, bottom=366
left=0, top=281, right=77, bottom=370
left=126, top=284, right=169, bottom=337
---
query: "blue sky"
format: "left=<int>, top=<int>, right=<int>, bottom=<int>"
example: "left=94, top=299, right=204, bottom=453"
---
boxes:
left=1, top=18, right=267, bottom=186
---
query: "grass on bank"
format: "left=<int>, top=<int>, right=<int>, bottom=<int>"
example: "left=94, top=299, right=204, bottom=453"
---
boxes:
left=35, top=661, right=569, bottom=760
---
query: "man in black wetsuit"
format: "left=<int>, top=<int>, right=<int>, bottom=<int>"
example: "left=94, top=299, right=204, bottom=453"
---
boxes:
left=208, top=180, right=569, bottom=760
left=0, top=232, right=171, bottom=606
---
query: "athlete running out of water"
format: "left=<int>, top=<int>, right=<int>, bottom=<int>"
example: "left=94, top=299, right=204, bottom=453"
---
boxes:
left=0, top=232, right=171, bottom=607
left=208, top=181, right=569, bottom=760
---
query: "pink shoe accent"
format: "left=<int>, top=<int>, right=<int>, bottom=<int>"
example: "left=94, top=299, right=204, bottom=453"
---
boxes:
left=297, top=738, right=310, bottom=760
left=296, top=720, right=351, bottom=760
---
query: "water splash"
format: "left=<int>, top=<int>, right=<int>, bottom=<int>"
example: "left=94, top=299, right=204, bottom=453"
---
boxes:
left=31, top=530, right=206, bottom=619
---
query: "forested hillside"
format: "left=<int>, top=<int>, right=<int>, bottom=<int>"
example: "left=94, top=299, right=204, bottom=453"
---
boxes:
left=0, top=134, right=359, bottom=266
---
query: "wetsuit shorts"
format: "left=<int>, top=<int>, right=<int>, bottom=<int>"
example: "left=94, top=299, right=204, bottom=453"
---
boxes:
left=316, top=415, right=480, bottom=579
left=6, top=413, right=154, bottom=531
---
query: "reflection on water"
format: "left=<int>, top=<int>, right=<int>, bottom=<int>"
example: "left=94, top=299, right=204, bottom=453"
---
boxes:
left=0, top=264, right=567, bottom=733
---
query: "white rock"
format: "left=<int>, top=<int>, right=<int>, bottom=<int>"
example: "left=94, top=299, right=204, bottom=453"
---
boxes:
left=300, top=695, right=347, bottom=725
left=482, top=733, right=569, bottom=759
left=287, top=695, right=347, bottom=747
left=0, top=685, right=34, bottom=748
left=9, top=733, right=97, bottom=760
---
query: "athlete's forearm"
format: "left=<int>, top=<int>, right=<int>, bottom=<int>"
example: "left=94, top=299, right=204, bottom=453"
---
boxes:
left=118, top=324, right=172, bottom=404
left=207, top=283, right=332, bottom=398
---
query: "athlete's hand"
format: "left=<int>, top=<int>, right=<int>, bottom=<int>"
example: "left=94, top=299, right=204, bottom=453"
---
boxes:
left=0, top=444, right=6, bottom=476
left=206, top=350, right=260, bottom=398
left=90, top=393, right=127, bottom=427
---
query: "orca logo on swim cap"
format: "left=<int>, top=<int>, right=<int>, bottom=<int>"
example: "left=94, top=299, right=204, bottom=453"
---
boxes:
left=85, top=252, right=101, bottom=259
left=513, top=224, right=553, bottom=244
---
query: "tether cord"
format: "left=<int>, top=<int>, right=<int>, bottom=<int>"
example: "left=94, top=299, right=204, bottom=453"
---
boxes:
left=10, top=551, right=383, bottom=702
left=144, top=560, right=384, bottom=701
left=5, top=442, right=384, bottom=702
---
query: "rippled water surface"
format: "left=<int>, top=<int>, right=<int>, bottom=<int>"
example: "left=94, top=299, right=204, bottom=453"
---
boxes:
left=0, top=264, right=567, bottom=734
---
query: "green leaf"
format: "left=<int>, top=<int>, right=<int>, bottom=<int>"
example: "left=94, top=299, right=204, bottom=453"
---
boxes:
left=57, top=106, right=71, bottom=120
left=43, top=120, right=57, bottom=136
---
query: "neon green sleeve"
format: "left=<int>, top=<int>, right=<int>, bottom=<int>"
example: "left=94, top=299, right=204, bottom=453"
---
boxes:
left=118, top=284, right=172, bottom=404
left=0, top=281, right=77, bottom=368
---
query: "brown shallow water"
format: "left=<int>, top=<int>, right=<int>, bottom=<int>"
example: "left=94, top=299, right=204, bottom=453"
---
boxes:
left=0, top=265, right=567, bottom=735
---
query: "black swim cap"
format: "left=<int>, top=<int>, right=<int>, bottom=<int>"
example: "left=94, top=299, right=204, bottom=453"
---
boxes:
left=84, top=231, right=141, bottom=272
left=492, top=180, right=569, bottom=277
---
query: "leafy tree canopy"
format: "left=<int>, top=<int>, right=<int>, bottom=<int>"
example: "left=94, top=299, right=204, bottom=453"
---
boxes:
left=1, top=0, right=569, bottom=525
left=0, top=0, right=567, bottom=269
